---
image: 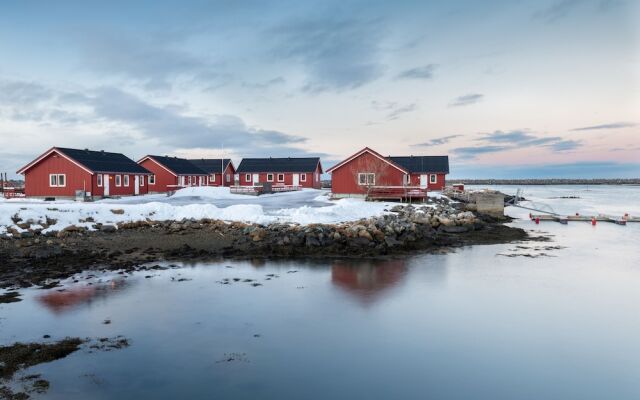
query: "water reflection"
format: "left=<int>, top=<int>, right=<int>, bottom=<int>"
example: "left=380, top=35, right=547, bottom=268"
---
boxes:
left=37, top=278, right=130, bottom=314
left=331, top=259, right=407, bottom=305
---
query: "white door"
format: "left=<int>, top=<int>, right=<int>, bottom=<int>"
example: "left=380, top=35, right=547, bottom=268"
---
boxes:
left=292, top=173, right=300, bottom=187
left=420, top=174, right=428, bottom=188
left=134, top=175, right=140, bottom=195
left=104, top=174, right=110, bottom=196
left=252, top=173, right=259, bottom=186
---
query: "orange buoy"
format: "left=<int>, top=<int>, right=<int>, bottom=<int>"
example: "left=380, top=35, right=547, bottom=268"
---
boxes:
left=591, top=217, right=596, bottom=226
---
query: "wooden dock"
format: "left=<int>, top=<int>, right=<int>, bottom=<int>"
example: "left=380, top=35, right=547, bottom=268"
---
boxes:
left=530, top=214, right=639, bottom=225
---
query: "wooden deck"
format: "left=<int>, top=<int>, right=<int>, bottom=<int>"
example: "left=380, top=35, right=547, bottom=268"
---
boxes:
left=366, top=186, right=428, bottom=202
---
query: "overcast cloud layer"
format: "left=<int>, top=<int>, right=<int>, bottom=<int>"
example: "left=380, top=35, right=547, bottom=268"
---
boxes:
left=0, top=0, right=638, bottom=178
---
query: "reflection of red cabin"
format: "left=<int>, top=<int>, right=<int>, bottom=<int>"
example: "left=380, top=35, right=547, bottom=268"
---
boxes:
left=331, top=259, right=407, bottom=305
left=236, top=157, right=323, bottom=189
left=326, top=147, right=449, bottom=198
left=137, top=155, right=209, bottom=193
left=17, top=147, right=151, bottom=199
left=187, top=159, right=236, bottom=187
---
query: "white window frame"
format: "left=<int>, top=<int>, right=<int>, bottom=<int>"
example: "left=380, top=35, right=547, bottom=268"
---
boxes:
left=358, top=173, right=375, bottom=186
left=430, top=174, right=437, bottom=184
left=140, top=175, right=145, bottom=186
left=210, top=174, right=216, bottom=183
left=245, top=174, right=251, bottom=182
left=267, top=173, right=274, bottom=182
left=115, top=175, right=122, bottom=187
left=188, top=176, right=192, bottom=185
left=149, top=175, right=156, bottom=185
left=226, top=174, right=230, bottom=182
left=300, top=173, right=306, bottom=182
left=404, top=174, right=411, bottom=185
left=124, top=175, right=130, bottom=187
left=97, top=174, right=103, bottom=187
left=49, top=174, right=66, bottom=187
left=277, top=173, right=285, bottom=182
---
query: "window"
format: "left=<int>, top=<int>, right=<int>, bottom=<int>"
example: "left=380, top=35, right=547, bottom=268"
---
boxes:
left=115, top=175, right=122, bottom=187
left=49, top=174, right=66, bottom=187
left=358, top=173, right=375, bottom=186
left=300, top=173, right=306, bottom=182
left=188, top=176, right=192, bottom=185
left=149, top=175, right=156, bottom=185
left=277, top=173, right=284, bottom=182
left=199, top=176, right=204, bottom=186
left=430, top=174, right=437, bottom=184
left=404, top=174, right=411, bottom=185
left=97, top=174, right=103, bottom=187
left=140, top=175, right=145, bottom=186
left=124, top=175, right=130, bottom=187
left=267, top=173, right=274, bottom=182
left=180, top=176, right=185, bottom=186
left=245, top=174, right=251, bottom=182
left=226, top=174, right=230, bottom=182
left=210, top=175, right=216, bottom=183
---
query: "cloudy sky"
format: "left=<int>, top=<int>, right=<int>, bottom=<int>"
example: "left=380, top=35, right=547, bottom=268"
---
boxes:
left=1, top=0, right=638, bottom=179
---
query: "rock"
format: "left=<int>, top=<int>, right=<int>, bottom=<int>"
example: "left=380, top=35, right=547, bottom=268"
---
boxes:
left=332, top=232, right=341, bottom=240
left=439, top=225, right=469, bottom=233
left=305, top=236, right=320, bottom=247
left=384, top=236, right=401, bottom=247
left=358, top=230, right=373, bottom=241
left=251, top=228, right=267, bottom=241
left=100, top=225, right=117, bottom=233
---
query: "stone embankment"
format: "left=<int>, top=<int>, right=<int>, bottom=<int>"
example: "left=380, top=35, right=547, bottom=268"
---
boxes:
left=0, top=201, right=527, bottom=288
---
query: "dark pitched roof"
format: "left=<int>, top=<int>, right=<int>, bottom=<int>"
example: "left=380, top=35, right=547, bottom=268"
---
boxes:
left=187, top=159, right=232, bottom=174
left=387, top=156, right=449, bottom=174
left=56, top=148, right=151, bottom=174
left=237, top=157, right=321, bottom=173
left=145, top=155, right=208, bottom=175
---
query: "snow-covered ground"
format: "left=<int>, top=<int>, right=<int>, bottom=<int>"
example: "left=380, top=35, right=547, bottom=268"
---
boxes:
left=0, top=187, right=399, bottom=235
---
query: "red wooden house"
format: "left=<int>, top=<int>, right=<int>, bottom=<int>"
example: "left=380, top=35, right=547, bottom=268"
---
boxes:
left=236, top=157, right=323, bottom=189
left=326, top=147, right=449, bottom=198
left=17, top=147, right=152, bottom=199
left=137, top=155, right=209, bottom=193
left=187, top=159, right=236, bottom=187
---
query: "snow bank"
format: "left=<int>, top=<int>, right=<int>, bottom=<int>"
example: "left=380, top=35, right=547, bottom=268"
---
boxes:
left=169, top=186, right=244, bottom=200
left=0, top=191, right=392, bottom=235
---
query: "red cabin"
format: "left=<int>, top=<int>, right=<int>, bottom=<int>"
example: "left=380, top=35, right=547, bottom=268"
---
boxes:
left=137, top=155, right=209, bottom=193
left=236, top=157, right=323, bottom=189
left=187, top=159, right=236, bottom=187
left=326, top=147, right=449, bottom=198
left=17, top=147, right=151, bottom=200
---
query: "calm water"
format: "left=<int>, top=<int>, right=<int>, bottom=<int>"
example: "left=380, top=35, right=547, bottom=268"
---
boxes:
left=1, top=186, right=639, bottom=399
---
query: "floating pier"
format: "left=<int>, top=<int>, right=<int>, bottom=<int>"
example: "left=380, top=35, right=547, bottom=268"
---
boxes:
left=530, top=213, right=638, bottom=225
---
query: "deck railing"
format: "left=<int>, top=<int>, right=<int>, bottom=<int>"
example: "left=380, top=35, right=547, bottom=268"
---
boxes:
left=366, top=186, right=428, bottom=202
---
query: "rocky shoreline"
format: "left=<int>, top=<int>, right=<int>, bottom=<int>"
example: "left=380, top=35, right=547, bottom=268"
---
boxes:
left=0, top=202, right=528, bottom=289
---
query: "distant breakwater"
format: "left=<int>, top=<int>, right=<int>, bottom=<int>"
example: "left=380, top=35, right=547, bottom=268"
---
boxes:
left=451, top=179, right=640, bottom=186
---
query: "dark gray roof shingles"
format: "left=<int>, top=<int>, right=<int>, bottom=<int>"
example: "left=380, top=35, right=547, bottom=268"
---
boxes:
left=387, top=156, right=449, bottom=173
left=237, top=157, right=321, bottom=173
left=187, top=159, right=232, bottom=174
left=147, top=155, right=208, bottom=175
left=57, top=147, right=150, bottom=174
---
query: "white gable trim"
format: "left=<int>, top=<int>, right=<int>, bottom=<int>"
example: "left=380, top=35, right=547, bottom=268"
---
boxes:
left=326, top=148, right=408, bottom=174
left=17, top=147, right=94, bottom=175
